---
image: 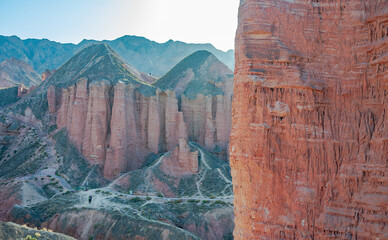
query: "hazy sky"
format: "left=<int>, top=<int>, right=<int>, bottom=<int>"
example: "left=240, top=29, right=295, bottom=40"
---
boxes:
left=0, top=0, right=238, bottom=51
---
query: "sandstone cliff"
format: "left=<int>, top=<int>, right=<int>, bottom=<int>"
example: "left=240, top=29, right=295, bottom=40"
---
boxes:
left=160, top=138, right=199, bottom=177
left=47, top=46, right=233, bottom=180
left=155, top=51, right=234, bottom=157
left=231, top=0, right=387, bottom=239
left=53, top=82, right=189, bottom=179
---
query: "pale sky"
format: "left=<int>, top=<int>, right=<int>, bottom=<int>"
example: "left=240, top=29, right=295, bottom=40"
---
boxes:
left=0, top=0, right=239, bottom=51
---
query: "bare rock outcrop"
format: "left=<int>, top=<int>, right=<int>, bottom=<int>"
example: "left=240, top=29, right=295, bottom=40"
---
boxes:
left=231, top=0, right=387, bottom=239
left=160, top=138, right=198, bottom=177
left=52, top=81, right=189, bottom=179
left=181, top=90, right=232, bottom=156
left=46, top=45, right=232, bottom=180
left=47, top=85, right=61, bottom=114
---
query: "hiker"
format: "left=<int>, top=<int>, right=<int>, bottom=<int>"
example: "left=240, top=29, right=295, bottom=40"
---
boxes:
left=89, top=195, right=92, bottom=203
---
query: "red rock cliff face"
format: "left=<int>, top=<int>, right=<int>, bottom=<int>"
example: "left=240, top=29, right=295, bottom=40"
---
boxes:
left=231, top=0, right=387, bottom=239
left=52, top=80, right=189, bottom=179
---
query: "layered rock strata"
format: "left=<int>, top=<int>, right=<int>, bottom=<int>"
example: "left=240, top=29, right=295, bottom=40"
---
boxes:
left=181, top=92, right=232, bottom=154
left=52, top=81, right=189, bottom=179
left=231, top=0, right=387, bottom=239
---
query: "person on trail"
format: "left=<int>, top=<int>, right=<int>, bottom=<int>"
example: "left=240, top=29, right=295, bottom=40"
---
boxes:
left=89, top=195, right=92, bottom=203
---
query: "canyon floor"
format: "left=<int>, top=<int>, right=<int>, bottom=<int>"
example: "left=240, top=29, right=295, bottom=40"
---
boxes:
left=0, top=108, right=234, bottom=240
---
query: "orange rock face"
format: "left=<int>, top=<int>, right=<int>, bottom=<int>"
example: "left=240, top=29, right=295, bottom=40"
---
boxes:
left=181, top=77, right=233, bottom=158
left=160, top=138, right=198, bottom=177
left=52, top=81, right=191, bottom=179
left=231, top=0, right=387, bottom=239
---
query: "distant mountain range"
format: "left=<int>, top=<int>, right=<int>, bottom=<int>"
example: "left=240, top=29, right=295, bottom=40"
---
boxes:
left=0, top=58, right=41, bottom=88
left=0, top=35, right=234, bottom=77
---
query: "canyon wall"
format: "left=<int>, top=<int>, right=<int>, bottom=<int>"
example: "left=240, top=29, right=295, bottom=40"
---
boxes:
left=52, top=81, right=190, bottom=179
left=181, top=93, right=232, bottom=155
left=231, top=0, right=387, bottom=239
left=52, top=78, right=232, bottom=179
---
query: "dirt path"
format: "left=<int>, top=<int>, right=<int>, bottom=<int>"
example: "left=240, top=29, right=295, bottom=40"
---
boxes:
left=189, top=142, right=232, bottom=184
left=74, top=189, right=201, bottom=239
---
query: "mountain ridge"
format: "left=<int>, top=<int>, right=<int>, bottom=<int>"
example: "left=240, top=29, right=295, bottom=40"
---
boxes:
left=0, top=35, right=234, bottom=77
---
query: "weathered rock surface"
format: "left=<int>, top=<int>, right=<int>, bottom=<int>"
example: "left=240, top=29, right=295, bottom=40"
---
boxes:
left=231, top=0, right=387, bottom=239
left=42, top=69, right=53, bottom=81
left=54, top=81, right=189, bottom=179
left=156, top=51, right=234, bottom=157
left=160, top=138, right=198, bottom=176
left=48, top=46, right=232, bottom=180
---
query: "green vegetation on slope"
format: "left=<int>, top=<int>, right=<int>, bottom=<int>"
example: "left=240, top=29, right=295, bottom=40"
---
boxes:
left=153, top=50, right=227, bottom=99
left=0, top=125, right=46, bottom=179
left=154, top=50, right=212, bottom=90
left=0, top=86, right=20, bottom=107
left=0, top=35, right=234, bottom=76
left=53, top=129, right=104, bottom=188
left=41, top=43, right=145, bottom=89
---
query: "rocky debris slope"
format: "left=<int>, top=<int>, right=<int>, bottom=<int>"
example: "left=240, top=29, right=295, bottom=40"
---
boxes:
left=109, top=140, right=233, bottom=199
left=0, top=221, right=75, bottom=240
left=0, top=58, right=41, bottom=88
left=231, top=0, right=387, bottom=239
left=8, top=141, right=234, bottom=240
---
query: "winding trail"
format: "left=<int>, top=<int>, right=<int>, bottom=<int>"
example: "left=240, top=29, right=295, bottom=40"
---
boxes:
left=75, top=189, right=201, bottom=239
left=81, top=164, right=97, bottom=188
left=189, top=142, right=232, bottom=185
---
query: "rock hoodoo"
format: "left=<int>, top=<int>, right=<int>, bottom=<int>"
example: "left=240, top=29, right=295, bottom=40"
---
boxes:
left=160, top=138, right=199, bottom=177
left=47, top=45, right=233, bottom=180
left=231, top=0, right=387, bottom=239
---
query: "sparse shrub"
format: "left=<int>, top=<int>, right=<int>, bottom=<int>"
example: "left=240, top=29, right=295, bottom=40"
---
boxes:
left=146, top=197, right=151, bottom=200
left=23, top=235, right=37, bottom=240
left=157, top=192, right=163, bottom=197
left=130, top=197, right=142, bottom=202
